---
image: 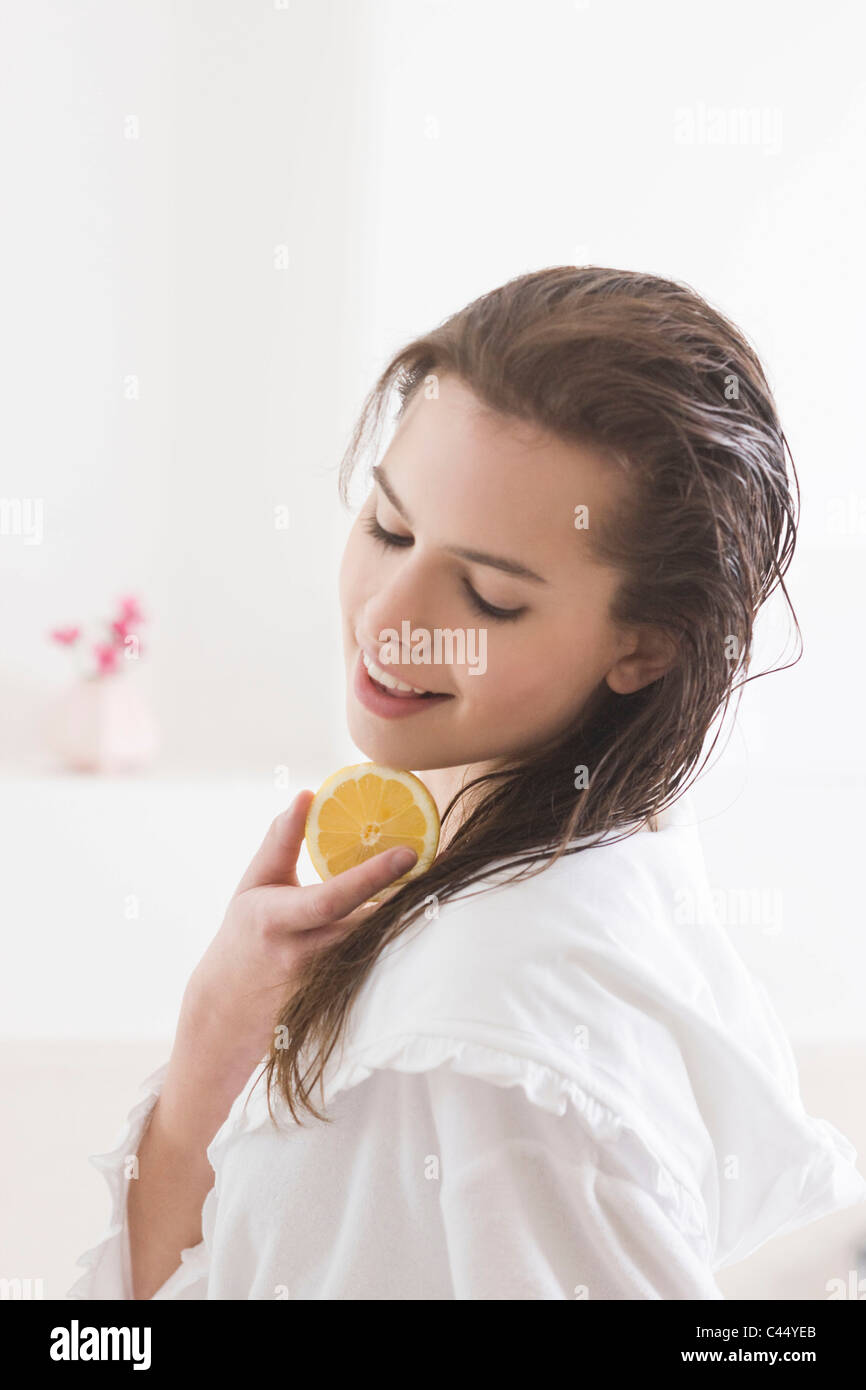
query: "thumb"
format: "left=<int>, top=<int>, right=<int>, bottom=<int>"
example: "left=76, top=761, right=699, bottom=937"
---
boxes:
left=233, top=790, right=314, bottom=895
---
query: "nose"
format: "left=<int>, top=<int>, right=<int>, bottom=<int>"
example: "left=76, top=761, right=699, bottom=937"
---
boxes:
left=359, top=561, right=450, bottom=686
left=362, top=555, right=434, bottom=650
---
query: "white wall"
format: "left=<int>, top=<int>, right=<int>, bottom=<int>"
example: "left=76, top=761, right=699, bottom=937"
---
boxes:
left=0, top=0, right=378, bottom=779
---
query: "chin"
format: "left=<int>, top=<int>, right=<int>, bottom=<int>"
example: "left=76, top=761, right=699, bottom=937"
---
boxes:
left=344, top=706, right=438, bottom=770
left=344, top=706, right=404, bottom=760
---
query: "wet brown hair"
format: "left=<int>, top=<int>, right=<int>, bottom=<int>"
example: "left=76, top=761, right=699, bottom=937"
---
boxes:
left=259, top=265, right=800, bottom=1124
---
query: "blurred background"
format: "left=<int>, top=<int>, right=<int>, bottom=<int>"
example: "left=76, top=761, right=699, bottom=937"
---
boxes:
left=1, top=0, right=864, bottom=1300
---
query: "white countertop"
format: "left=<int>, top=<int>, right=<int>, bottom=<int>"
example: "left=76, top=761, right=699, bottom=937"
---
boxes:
left=0, top=770, right=314, bottom=1039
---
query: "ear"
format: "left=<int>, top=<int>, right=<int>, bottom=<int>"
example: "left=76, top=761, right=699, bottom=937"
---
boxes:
left=605, top=626, right=678, bottom=695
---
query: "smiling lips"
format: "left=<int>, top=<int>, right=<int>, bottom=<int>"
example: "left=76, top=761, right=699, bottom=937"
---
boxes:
left=354, top=649, right=453, bottom=719
left=361, top=650, right=438, bottom=698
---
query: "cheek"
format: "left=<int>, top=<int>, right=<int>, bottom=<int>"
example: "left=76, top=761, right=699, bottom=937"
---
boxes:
left=453, top=637, right=546, bottom=709
left=455, top=616, right=606, bottom=715
left=338, top=525, right=368, bottom=613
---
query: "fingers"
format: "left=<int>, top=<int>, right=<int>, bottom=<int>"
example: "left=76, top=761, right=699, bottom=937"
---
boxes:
left=234, top=791, right=315, bottom=895
left=300, top=845, right=419, bottom=926
left=254, top=845, right=419, bottom=933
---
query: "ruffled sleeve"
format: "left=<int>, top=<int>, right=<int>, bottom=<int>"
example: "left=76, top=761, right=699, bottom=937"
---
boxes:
left=422, top=1057, right=724, bottom=1300
left=315, top=1032, right=723, bottom=1299
left=66, top=1061, right=210, bottom=1301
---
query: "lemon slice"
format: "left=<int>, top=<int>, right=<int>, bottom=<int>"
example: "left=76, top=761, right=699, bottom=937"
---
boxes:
left=305, top=762, right=440, bottom=900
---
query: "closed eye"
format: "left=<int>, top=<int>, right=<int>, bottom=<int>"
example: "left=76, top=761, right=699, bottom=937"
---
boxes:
left=362, top=514, right=527, bottom=623
left=364, top=514, right=412, bottom=548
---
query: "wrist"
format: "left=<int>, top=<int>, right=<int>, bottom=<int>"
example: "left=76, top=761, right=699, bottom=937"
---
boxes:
left=161, top=994, right=268, bottom=1144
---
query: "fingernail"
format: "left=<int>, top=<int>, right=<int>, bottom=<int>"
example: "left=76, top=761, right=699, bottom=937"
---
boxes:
left=390, top=847, right=418, bottom=873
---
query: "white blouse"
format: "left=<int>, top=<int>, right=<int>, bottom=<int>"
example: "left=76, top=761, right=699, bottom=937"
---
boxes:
left=67, top=796, right=866, bottom=1300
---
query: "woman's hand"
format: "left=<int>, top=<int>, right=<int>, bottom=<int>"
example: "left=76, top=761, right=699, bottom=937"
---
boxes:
left=180, top=790, right=417, bottom=1071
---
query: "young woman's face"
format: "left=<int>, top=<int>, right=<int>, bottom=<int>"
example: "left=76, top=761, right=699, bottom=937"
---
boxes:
left=339, top=372, right=667, bottom=776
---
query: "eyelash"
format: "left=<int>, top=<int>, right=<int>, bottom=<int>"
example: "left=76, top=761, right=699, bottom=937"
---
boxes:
left=362, top=514, right=526, bottom=623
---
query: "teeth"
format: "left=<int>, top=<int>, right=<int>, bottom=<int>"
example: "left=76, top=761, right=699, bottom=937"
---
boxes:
left=362, top=650, right=432, bottom=696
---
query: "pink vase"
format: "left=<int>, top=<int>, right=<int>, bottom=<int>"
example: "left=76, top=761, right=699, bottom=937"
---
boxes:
left=46, top=672, right=160, bottom=773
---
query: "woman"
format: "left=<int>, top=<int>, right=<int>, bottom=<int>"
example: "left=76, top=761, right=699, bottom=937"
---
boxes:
left=68, top=266, right=866, bottom=1300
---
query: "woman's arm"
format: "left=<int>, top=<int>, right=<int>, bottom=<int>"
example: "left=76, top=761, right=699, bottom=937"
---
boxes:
left=124, top=791, right=418, bottom=1300
left=126, top=998, right=265, bottom=1300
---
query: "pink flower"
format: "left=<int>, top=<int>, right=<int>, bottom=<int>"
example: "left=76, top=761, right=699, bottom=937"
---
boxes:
left=93, top=642, right=120, bottom=674
left=50, top=596, right=149, bottom=675
left=117, top=595, right=144, bottom=624
left=114, top=630, right=145, bottom=659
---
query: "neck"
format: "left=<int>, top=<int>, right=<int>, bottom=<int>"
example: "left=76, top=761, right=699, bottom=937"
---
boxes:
left=417, top=761, right=501, bottom=854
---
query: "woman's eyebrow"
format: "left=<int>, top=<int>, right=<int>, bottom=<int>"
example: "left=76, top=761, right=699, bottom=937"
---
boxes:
left=371, top=464, right=549, bottom=585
